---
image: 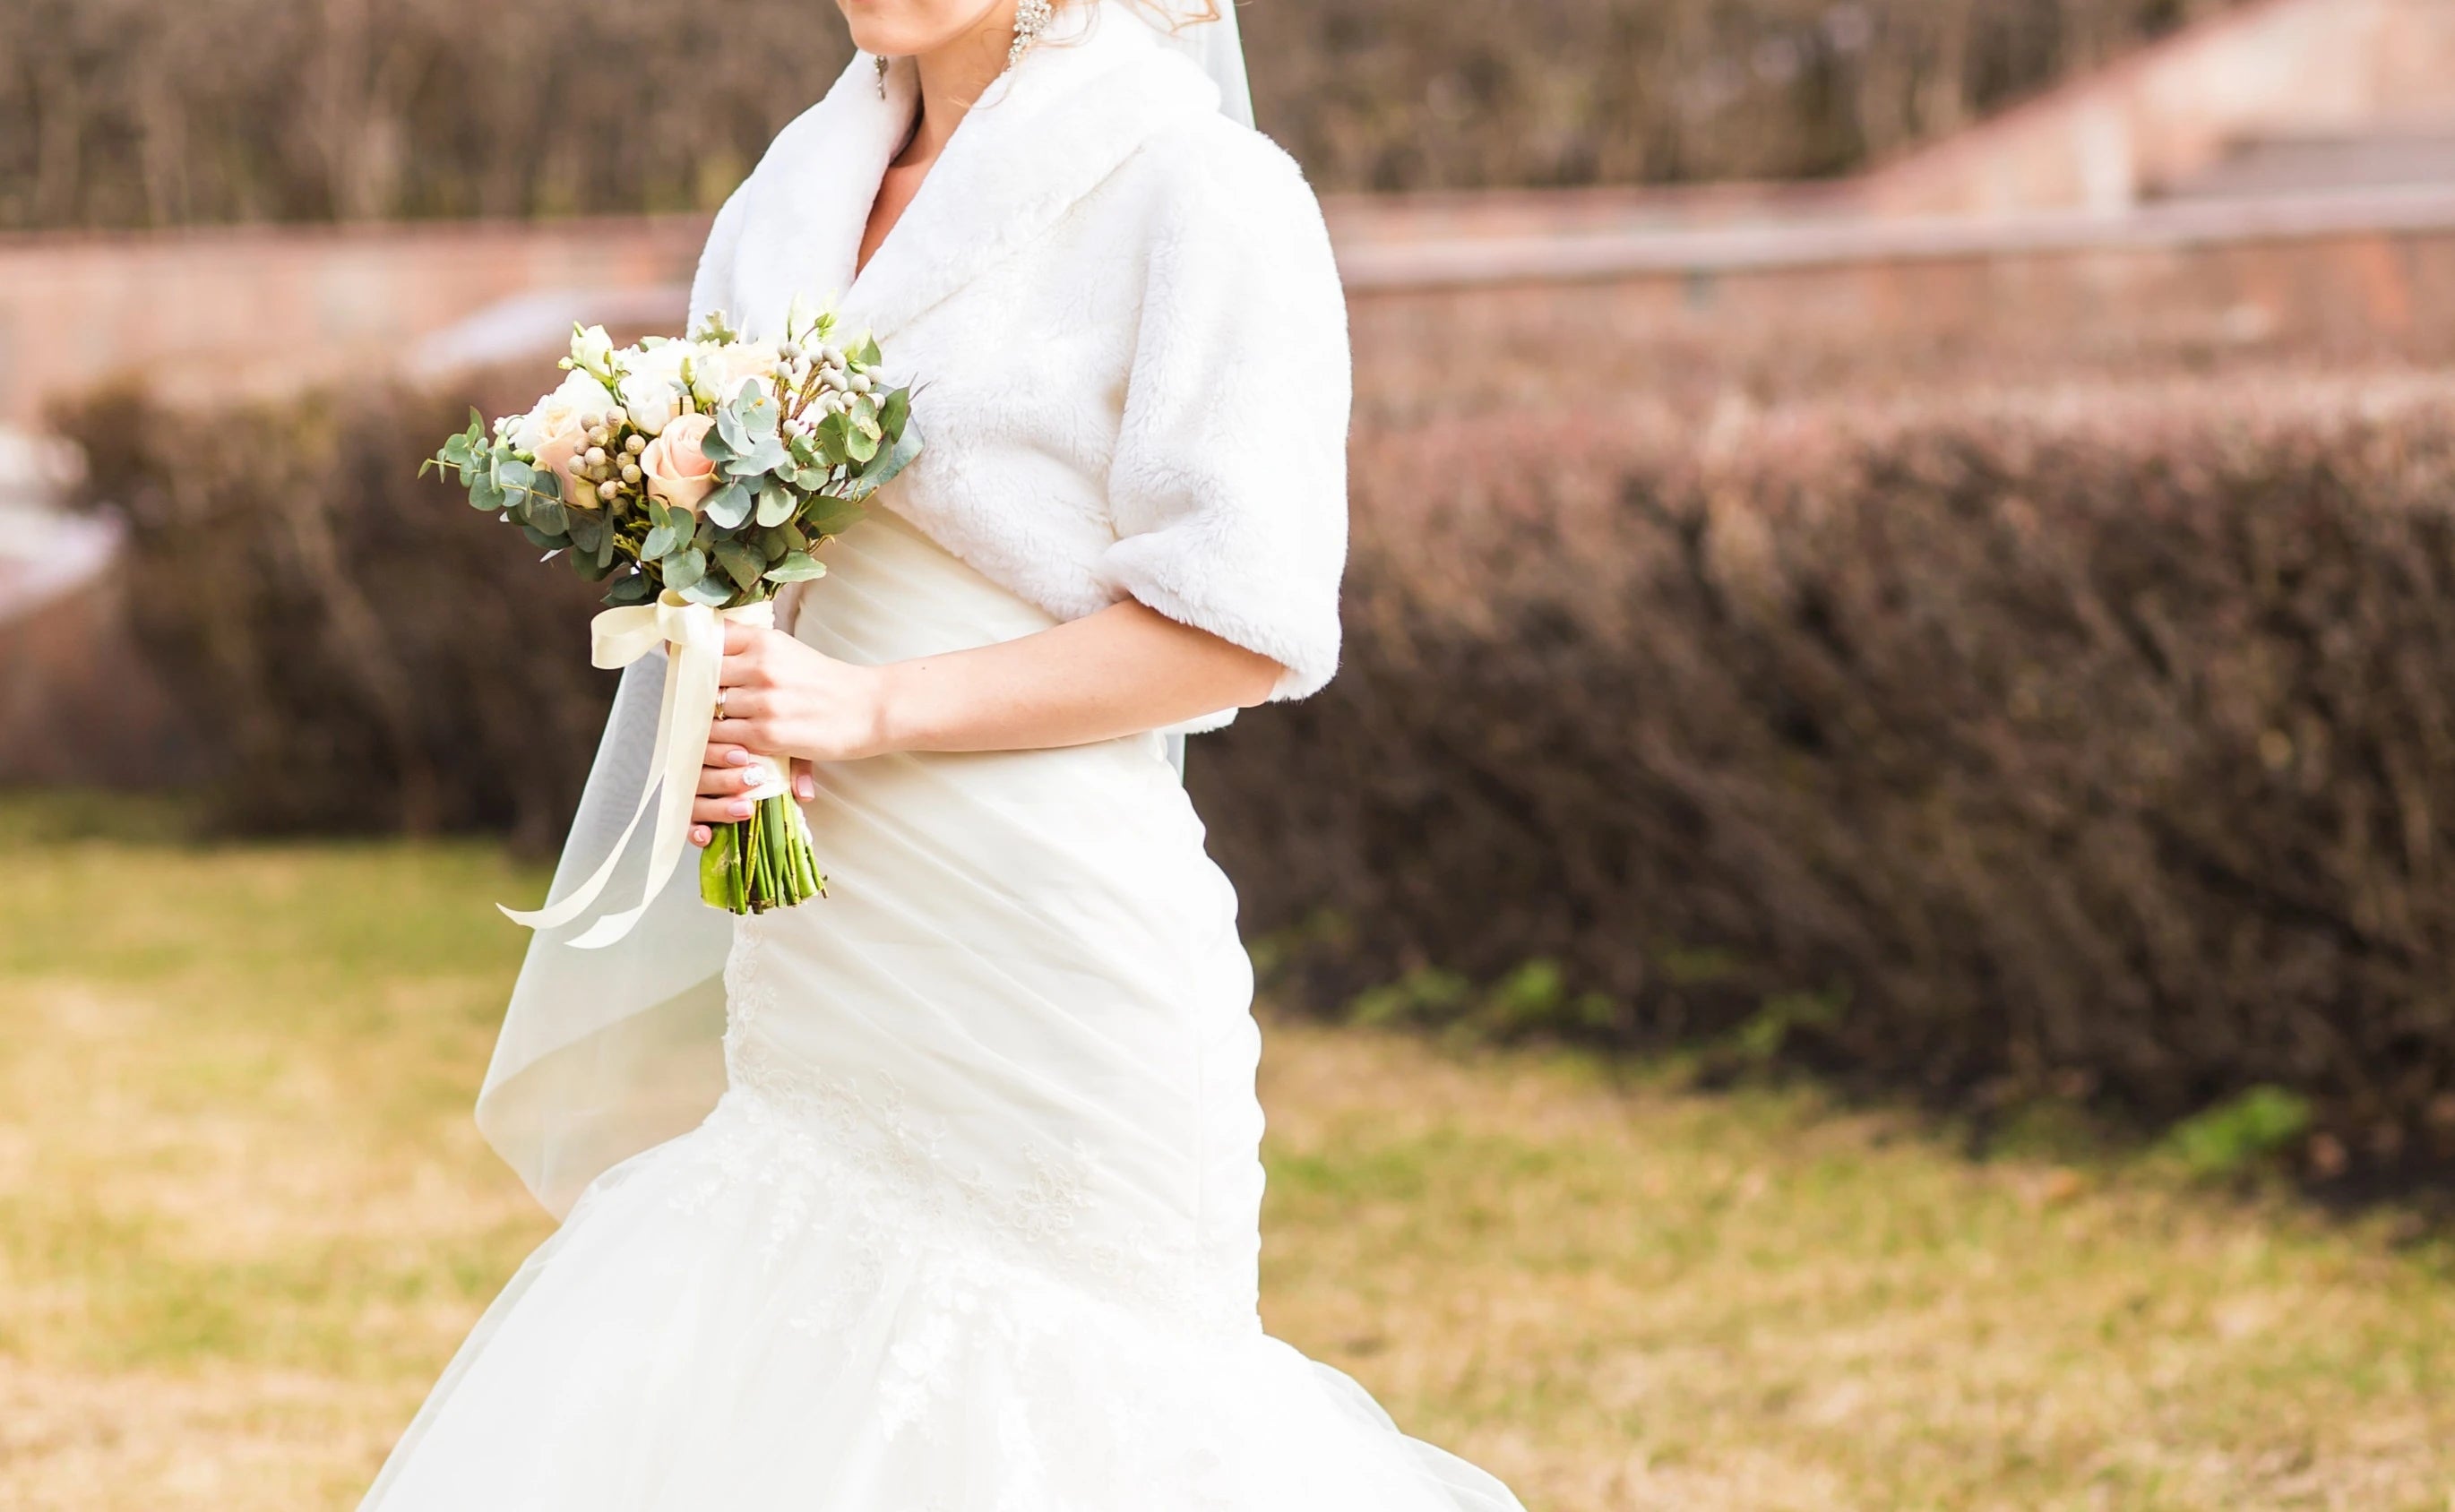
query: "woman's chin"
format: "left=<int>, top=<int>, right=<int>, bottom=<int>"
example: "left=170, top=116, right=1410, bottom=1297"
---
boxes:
left=833, top=0, right=1007, bottom=61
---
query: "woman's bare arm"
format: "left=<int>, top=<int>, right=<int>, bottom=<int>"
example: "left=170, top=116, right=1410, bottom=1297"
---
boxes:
left=689, top=605, right=1280, bottom=840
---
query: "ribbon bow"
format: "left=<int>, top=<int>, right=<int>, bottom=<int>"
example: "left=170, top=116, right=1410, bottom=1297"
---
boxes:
left=500, top=593, right=781, bottom=949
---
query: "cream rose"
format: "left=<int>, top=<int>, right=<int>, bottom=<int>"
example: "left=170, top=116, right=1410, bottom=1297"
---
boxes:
left=568, top=322, right=616, bottom=377
left=640, top=412, right=719, bottom=513
left=693, top=340, right=782, bottom=407
left=512, top=369, right=617, bottom=507
left=618, top=370, right=684, bottom=436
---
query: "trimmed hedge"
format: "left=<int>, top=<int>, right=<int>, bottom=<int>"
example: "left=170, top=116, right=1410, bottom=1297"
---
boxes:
left=60, top=370, right=2455, bottom=1171
left=1192, top=376, right=2455, bottom=1173
left=56, top=376, right=617, bottom=850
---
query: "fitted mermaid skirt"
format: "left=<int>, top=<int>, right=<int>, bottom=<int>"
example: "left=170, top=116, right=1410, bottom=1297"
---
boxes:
left=359, top=507, right=1522, bottom=1511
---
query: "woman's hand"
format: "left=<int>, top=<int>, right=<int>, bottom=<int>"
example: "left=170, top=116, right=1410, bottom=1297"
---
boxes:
left=690, top=623, right=890, bottom=845
left=689, top=597, right=1285, bottom=845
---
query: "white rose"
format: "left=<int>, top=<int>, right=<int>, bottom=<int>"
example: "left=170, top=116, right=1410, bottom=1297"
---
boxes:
left=617, top=371, right=684, bottom=436
left=693, top=339, right=782, bottom=407
left=509, top=368, right=618, bottom=455
left=783, top=291, right=833, bottom=342
left=568, top=322, right=616, bottom=375
left=626, top=339, right=689, bottom=387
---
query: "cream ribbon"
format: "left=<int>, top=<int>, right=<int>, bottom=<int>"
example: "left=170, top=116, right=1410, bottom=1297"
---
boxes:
left=500, top=593, right=787, bottom=949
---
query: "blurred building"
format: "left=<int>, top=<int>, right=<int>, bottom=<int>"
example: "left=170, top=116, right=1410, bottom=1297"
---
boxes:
left=6, top=0, right=2455, bottom=782
left=4, top=0, right=2455, bottom=433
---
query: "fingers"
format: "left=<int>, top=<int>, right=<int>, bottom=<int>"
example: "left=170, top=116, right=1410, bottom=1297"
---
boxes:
left=693, top=793, right=756, bottom=828
left=711, top=687, right=768, bottom=723
left=710, top=716, right=766, bottom=749
left=720, top=625, right=778, bottom=690
left=695, top=759, right=771, bottom=801
left=690, top=752, right=814, bottom=850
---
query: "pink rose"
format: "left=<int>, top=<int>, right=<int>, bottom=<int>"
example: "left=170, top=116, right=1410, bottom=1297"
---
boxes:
left=640, top=412, right=719, bottom=513
left=514, top=369, right=618, bottom=509
left=530, top=424, right=589, bottom=507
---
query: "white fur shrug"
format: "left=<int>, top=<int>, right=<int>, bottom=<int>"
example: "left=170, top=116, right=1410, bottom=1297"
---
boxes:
left=686, top=3, right=1352, bottom=726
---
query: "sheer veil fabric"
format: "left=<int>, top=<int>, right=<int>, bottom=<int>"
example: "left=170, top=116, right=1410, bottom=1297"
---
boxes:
left=1155, top=0, right=1254, bottom=128
left=380, top=5, right=1529, bottom=1509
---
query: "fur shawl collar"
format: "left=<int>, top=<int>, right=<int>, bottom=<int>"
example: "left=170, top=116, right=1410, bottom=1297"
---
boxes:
left=688, top=4, right=1352, bottom=721
left=719, top=6, right=1220, bottom=345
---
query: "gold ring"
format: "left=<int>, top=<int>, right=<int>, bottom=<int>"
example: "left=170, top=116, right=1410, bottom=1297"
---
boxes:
left=715, top=686, right=730, bottom=721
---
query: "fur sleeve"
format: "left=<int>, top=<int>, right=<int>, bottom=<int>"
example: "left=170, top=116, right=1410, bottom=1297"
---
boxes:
left=1093, top=131, right=1353, bottom=704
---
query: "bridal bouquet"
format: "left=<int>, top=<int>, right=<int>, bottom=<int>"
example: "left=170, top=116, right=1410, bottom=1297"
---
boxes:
left=424, top=297, right=920, bottom=942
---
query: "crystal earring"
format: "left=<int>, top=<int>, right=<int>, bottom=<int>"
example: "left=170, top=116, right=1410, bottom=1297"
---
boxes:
left=1009, top=0, right=1054, bottom=66
left=874, top=53, right=891, bottom=96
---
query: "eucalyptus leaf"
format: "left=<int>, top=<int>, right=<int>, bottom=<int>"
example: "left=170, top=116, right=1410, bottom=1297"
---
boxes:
left=799, top=495, right=866, bottom=536
left=604, top=571, right=656, bottom=606
left=702, top=481, right=753, bottom=529
left=814, top=410, right=852, bottom=468
left=565, top=510, right=606, bottom=553
left=665, top=546, right=708, bottom=591
left=679, top=574, right=735, bottom=608
left=725, top=435, right=790, bottom=478
left=862, top=411, right=923, bottom=493
left=641, top=523, right=681, bottom=560
left=713, top=538, right=766, bottom=592
left=844, top=425, right=879, bottom=465
left=519, top=523, right=561, bottom=550
left=763, top=551, right=829, bottom=584
left=529, top=498, right=570, bottom=537
left=715, top=395, right=755, bottom=455
left=754, top=484, right=795, bottom=528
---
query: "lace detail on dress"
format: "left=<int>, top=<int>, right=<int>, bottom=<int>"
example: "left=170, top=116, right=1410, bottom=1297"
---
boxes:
left=679, top=917, right=1260, bottom=1359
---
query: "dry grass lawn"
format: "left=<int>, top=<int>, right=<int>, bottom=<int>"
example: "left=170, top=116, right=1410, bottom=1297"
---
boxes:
left=4, top=797, right=2454, bottom=1510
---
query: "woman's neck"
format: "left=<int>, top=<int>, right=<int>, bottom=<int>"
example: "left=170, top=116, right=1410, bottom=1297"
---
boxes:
left=904, top=1, right=1024, bottom=165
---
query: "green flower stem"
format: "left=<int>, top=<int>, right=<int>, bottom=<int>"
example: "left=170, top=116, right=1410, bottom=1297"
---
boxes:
left=697, top=792, right=825, bottom=917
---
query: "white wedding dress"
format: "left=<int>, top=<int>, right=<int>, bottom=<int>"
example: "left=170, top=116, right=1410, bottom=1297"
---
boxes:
left=359, top=507, right=1524, bottom=1510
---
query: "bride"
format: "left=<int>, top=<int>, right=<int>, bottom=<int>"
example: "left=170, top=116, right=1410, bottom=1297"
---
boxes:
left=363, top=1, right=1522, bottom=1508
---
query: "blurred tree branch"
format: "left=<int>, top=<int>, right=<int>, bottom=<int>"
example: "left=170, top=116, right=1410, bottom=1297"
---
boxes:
left=0, top=0, right=2244, bottom=228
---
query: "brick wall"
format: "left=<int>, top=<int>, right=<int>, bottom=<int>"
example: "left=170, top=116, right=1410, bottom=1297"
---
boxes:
left=1856, top=0, right=2455, bottom=215
left=0, top=216, right=710, bottom=427
left=11, top=184, right=2455, bottom=437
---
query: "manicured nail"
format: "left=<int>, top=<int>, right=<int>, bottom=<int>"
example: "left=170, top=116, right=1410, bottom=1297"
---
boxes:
left=794, top=773, right=814, bottom=800
left=726, top=749, right=750, bottom=765
left=728, top=800, right=753, bottom=819
left=689, top=827, right=710, bottom=846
